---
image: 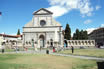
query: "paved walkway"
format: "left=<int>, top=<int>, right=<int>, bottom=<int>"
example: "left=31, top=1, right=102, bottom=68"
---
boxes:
left=51, top=53, right=104, bottom=61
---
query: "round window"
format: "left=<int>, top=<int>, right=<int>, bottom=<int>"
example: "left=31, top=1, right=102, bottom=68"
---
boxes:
left=40, top=20, right=46, bottom=26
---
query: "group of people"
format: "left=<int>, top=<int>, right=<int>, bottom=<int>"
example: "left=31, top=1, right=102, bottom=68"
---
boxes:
left=52, top=46, right=74, bottom=54
left=0, top=41, right=74, bottom=54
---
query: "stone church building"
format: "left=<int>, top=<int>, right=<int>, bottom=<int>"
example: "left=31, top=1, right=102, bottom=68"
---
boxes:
left=23, top=8, right=64, bottom=48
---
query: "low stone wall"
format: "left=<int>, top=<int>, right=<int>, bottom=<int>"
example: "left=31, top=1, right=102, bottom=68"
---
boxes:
left=66, top=40, right=95, bottom=48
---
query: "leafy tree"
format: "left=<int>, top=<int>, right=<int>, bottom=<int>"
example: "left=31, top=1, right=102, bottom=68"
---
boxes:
left=64, top=24, right=71, bottom=40
left=17, top=29, right=20, bottom=35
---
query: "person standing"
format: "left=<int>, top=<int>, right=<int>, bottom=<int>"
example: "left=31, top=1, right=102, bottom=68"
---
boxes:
left=53, top=47, right=55, bottom=52
left=71, top=46, right=74, bottom=54
left=40, top=46, right=42, bottom=51
left=46, top=47, right=49, bottom=54
left=34, top=43, right=38, bottom=51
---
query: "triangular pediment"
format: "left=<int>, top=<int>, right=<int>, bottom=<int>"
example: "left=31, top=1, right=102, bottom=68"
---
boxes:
left=33, top=8, right=53, bottom=15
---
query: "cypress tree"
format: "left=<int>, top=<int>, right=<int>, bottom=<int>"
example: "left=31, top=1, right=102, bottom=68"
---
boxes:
left=80, top=30, right=84, bottom=40
left=75, top=29, right=80, bottom=40
left=17, top=29, right=20, bottom=35
left=72, top=29, right=88, bottom=40
left=64, top=24, right=71, bottom=40
left=83, top=30, right=88, bottom=39
left=80, top=30, right=88, bottom=40
left=73, top=33, right=76, bottom=40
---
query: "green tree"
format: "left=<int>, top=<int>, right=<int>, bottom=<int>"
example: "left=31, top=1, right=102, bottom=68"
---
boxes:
left=83, top=30, right=88, bottom=39
left=79, top=30, right=88, bottom=40
left=80, top=30, right=84, bottom=40
left=64, top=24, right=71, bottom=40
left=17, top=29, right=20, bottom=35
left=73, top=33, right=76, bottom=40
left=75, top=29, right=80, bottom=40
left=73, top=29, right=88, bottom=40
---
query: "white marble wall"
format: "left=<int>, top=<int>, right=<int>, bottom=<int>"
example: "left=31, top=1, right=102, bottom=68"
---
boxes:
left=34, top=15, right=52, bottom=27
left=23, top=32, right=61, bottom=47
left=23, top=9, right=64, bottom=48
left=23, top=27, right=60, bottom=32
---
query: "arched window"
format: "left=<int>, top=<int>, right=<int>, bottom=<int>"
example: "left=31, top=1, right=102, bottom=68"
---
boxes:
left=40, top=20, right=46, bottom=26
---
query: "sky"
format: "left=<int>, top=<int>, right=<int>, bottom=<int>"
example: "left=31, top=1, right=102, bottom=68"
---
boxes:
left=0, top=0, right=104, bottom=36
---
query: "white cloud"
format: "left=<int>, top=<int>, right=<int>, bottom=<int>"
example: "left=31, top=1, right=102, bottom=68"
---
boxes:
left=1, top=32, right=5, bottom=34
left=47, top=6, right=69, bottom=17
left=47, top=0, right=95, bottom=18
left=84, top=19, right=92, bottom=24
left=96, top=5, right=101, bottom=10
left=86, top=28, right=96, bottom=34
left=101, top=24, right=104, bottom=27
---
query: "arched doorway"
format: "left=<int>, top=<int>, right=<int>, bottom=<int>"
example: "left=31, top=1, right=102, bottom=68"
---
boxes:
left=39, top=35, right=45, bottom=47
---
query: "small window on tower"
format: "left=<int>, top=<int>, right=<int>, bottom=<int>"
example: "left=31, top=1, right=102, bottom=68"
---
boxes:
left=40, top=20, right=46, bottom=26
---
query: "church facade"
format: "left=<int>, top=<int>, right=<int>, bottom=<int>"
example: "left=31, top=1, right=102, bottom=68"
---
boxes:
left=23, top=8, right=64, bottom=48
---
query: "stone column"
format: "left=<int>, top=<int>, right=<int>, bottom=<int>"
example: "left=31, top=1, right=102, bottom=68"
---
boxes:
left=59, top=27, right=62, bottom=46
left=67, top=42, right=69, bottom=47
left=23, top=33, right=25, bottom=47
left=37, top=33, right=40, bottom=48
left=45, top=32, right=47, bottom=48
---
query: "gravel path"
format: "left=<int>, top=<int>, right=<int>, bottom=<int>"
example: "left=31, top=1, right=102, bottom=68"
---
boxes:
left=51, top=53, right=104, bottom=61
left=0, top=49, right=53, bottom=54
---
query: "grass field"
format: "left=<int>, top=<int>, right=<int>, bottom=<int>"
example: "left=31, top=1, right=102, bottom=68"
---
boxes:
left=0, top=54, right=97, bottom=69
left=0, top=49, right=15, bottom=52
left=0, top=48, right=25, bottom=52
left=59, top=49, right=104, bottom=58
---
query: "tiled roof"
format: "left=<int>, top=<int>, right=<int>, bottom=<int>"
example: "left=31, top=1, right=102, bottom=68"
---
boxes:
left=0, top=34, right=22, bottom=38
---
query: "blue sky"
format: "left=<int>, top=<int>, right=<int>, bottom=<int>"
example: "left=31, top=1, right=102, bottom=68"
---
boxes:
left=0, top=0, right=104, bottom=35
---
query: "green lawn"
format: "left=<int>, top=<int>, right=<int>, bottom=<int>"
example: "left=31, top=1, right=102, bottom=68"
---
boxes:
left=0, top=48, right=25, bottom=52
left=0, top=54, right=97, bottom=69
left=59, top=49, right=104, bottom=58
left=0, top=49, right=15, bottom=52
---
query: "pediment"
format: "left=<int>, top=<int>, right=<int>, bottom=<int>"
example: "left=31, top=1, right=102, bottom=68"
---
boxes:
left=33, top=8, right=53, bottom=15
